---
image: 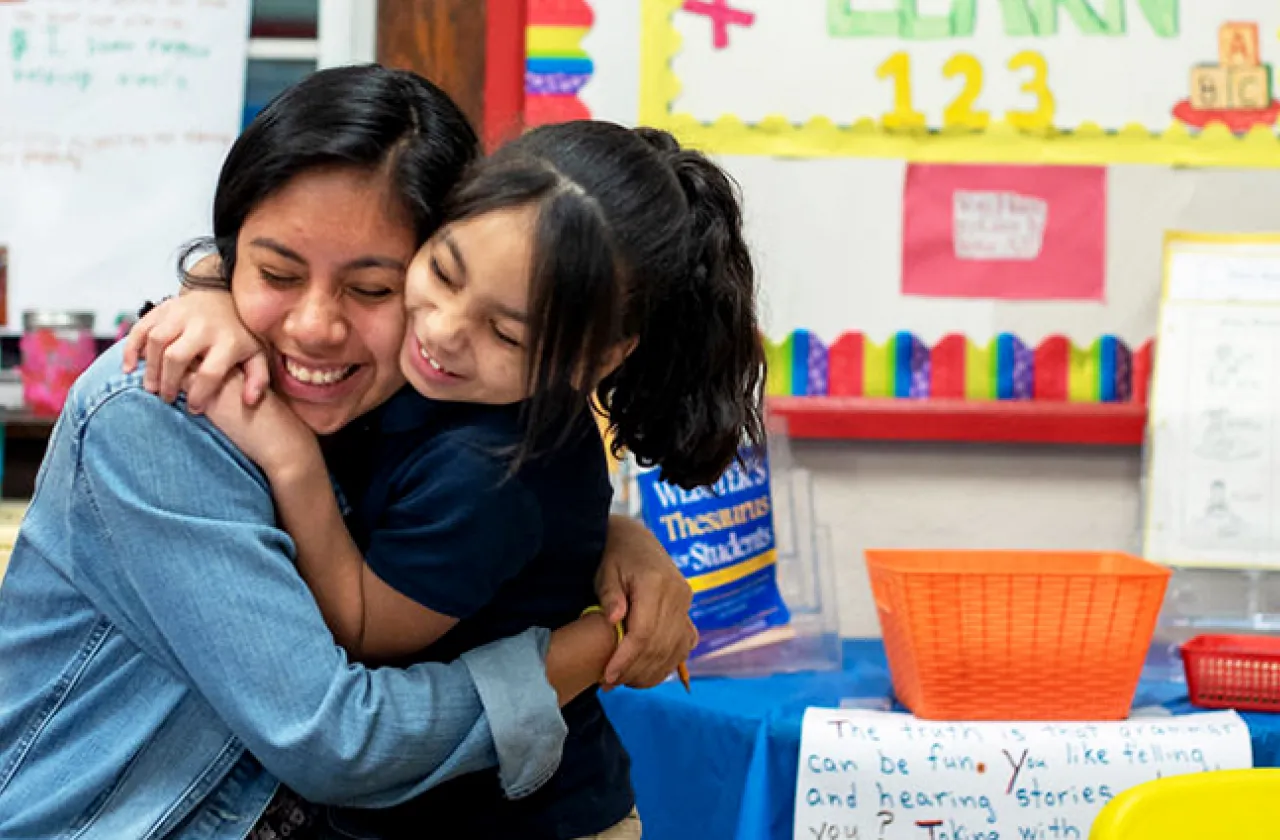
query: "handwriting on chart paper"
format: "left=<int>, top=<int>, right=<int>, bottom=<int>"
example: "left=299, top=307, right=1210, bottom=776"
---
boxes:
left=6, top=0, right=223, bottom=93
left=0, top=131, right=230, bottom=171
left=792, top=709, right=1252, bottom=840
left=0, top=0, right=237, bottom=170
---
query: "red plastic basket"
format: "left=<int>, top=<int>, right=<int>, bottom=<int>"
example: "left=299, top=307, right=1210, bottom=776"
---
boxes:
left=865, top=549, right=1171, bottom=720
left=1183, top=634, right=1280, bottom=713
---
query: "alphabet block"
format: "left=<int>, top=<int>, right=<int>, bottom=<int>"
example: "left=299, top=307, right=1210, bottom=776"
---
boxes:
left=1190, top=65, right=1230, bottom=111
left=1229, top=64, right=1272, bottom=110
left=1219, top=22, right=1260, bottom=67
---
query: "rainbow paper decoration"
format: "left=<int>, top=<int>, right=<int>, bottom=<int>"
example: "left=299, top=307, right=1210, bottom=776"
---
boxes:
left=764, top=329, right=829, bottom=397
left=525, top=0, right=594, bottom=127
left=766, top=332, right=1154, bottom=404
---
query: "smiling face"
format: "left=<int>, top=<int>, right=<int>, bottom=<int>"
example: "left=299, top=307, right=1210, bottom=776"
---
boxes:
left=400, top=205, right=538, bottom=406
left=231, top=165, right=417, bottom=435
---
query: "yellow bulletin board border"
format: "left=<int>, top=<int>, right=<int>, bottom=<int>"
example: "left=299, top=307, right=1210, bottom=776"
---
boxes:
left=640, top=0, right=1280, bottom=168
left=1142, top=231, right=1280, bottom=570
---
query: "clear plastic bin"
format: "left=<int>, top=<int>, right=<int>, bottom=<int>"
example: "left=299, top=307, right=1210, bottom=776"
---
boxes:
left=612, top=415, right=843, bottom=678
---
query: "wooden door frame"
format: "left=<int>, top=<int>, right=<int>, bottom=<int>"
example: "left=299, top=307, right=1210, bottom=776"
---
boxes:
left=376, top=0, right=526, bottom=150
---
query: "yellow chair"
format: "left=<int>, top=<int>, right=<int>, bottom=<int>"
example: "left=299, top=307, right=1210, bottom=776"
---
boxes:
left=1090, top=769, right=1280, bottom=840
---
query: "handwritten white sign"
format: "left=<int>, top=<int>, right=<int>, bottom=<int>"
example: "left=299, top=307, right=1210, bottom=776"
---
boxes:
left=794, top=708, right=1252, bottom=840
left=0, top=0, right=249, bottom=332
left=952, top=190, right=1048, bottom=262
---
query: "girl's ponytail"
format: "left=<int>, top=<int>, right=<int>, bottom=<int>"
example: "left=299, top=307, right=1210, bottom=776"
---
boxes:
left=601, top=130, right=766, bottom=490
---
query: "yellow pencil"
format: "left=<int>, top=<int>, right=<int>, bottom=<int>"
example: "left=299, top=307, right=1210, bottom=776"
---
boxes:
left=676, top=661, right=691, bottom=692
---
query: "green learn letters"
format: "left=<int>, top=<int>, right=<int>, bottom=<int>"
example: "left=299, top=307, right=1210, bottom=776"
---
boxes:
left=1021, top=0, right=1125, bottom=36
left=829, top=0, right=1178, bottom=38
left=1136, top=0, right=1178, bottom=37
left=828, top=0, right=976, bottom=39
left=828, top=0, right=900, bottom=37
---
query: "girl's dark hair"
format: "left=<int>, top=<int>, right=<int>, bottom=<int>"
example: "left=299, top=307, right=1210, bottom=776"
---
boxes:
left=181, top=64, right=478, bottom=287
left=445, top=122, right=766, bottom=490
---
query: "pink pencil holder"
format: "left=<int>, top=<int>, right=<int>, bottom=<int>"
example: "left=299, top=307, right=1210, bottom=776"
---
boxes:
left=21, top=311, right=97, bottom=417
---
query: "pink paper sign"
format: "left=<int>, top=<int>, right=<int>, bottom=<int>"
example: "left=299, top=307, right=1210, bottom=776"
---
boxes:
left=901, top=164, right=1106, bottom=301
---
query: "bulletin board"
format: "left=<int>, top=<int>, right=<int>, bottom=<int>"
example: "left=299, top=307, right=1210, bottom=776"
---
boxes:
left=569, top=1, right=1280, bottom=354
left=641, top=0, right=1280, bottom=168
left=0, top=0, right=249, bottom=334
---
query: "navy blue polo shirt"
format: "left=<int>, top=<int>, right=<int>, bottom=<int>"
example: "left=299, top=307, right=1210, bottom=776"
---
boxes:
left=321, top=386, right=633, bottom=839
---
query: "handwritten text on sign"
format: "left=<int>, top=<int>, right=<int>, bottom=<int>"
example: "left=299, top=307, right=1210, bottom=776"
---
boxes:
left=900, top=163, right=1105, bottom=302
left=793, top=709, right=1251, bottom=840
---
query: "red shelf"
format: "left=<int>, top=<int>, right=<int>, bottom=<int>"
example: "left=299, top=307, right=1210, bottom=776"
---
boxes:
left=768, top=397, right=1148, bottom=446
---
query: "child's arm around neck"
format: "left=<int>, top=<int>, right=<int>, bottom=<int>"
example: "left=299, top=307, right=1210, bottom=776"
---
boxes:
left=258, top=415, right=620, bottom=699
left=268, top=450, right=458, bottom=660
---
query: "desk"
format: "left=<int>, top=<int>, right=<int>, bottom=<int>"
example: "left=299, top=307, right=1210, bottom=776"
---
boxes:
left=0, top=410, right=54, bottom=498
left=599, top=640, right=1280, bottom=840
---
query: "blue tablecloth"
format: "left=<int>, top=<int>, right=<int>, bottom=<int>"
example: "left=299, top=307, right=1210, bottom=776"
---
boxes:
left=599, top=640, right=1280, bottom=840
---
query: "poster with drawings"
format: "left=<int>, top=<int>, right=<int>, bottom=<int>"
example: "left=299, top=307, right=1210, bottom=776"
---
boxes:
left=1144, top=234, right=1280, bottom=568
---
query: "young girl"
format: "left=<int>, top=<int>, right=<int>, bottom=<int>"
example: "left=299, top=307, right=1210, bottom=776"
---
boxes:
left=133, top=121, right=766, bottom=838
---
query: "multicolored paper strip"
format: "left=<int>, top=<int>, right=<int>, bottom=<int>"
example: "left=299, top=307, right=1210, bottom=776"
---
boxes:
left=763, top=331, right=1155, bottom=405
left=525, top=0, right=594, bottom=126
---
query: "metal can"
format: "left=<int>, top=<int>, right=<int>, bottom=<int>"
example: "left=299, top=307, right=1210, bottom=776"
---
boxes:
left=20, top=310, right=97, bottom=416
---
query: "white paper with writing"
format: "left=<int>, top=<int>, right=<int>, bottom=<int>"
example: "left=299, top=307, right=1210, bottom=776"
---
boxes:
left=0, top=0, right=250, bottom=332
left=952, top=190, right=1048, bottom=262
left=1145, top=237, right=1280, bottom=568
left=793, top=708, right=1251, bottom=840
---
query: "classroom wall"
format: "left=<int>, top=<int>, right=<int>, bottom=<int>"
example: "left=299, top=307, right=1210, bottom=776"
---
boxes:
left=734, top=161, right=1280, bottom=347
left=582, top=1, right=1280, bottom=347
left=574, top=1, right=1280, bottom=637
left=794, top=441, right=1143, bottom=636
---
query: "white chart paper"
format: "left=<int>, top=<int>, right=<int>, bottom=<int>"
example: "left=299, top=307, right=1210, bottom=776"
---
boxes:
left=793, top=708, right=1251, bottom=840
left=1145, top=236, right=1280, bottom=568
left=0, top=0, right=250, bottom=332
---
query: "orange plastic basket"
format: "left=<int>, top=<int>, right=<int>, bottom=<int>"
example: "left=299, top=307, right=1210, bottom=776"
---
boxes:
left=865, top=550, right=1171, bottom=720
left=1183, top=634, right=1280, bottom=713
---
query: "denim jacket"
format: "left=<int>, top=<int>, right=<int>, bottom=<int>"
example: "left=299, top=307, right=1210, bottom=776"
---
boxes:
left=0, top=345, right=567, bottom=840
